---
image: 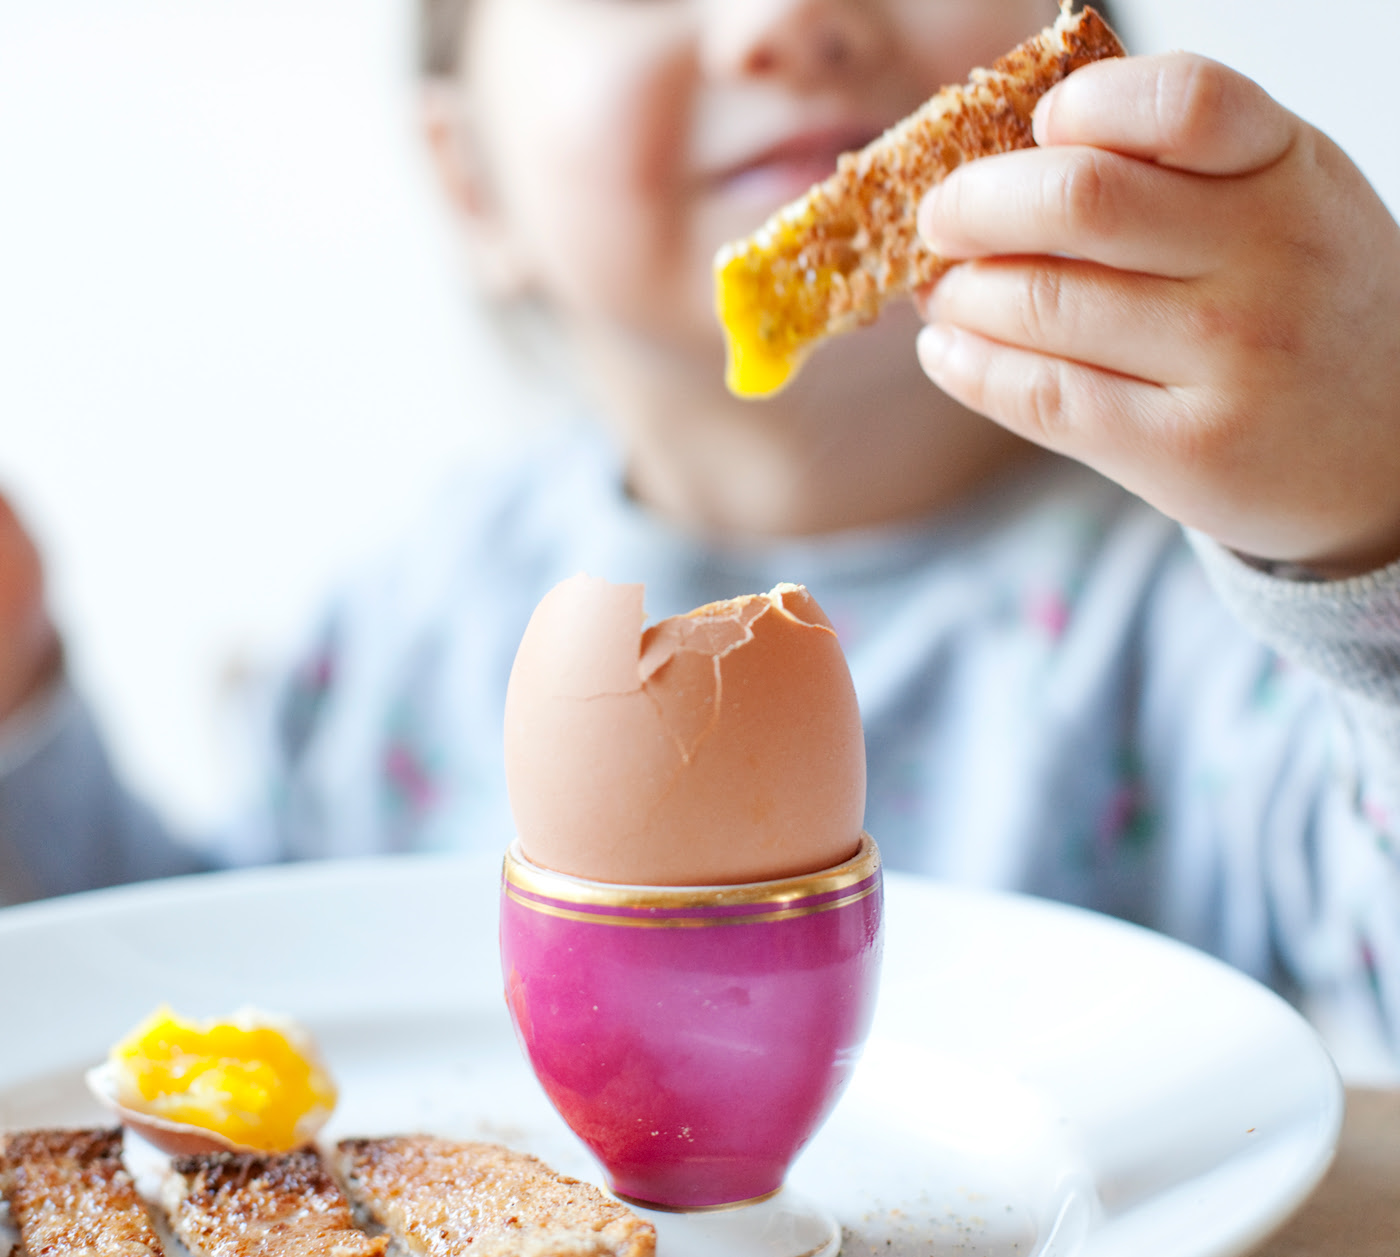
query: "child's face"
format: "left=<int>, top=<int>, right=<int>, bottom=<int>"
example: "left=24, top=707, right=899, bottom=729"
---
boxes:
left=451, top=0, right=1055, bottom=377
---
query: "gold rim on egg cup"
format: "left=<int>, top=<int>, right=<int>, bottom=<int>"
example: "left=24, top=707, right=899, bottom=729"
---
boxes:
left=502, top=832, right=879, bottom=929
left=609, top=1185, right=785, bottom=1214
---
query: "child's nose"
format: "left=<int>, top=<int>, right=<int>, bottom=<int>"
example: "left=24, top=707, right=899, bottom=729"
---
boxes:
left=702, top=0, right=884, bottom=87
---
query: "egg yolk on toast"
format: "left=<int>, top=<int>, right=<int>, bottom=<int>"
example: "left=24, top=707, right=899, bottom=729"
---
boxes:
left=714, top=201, right=845, bottom=399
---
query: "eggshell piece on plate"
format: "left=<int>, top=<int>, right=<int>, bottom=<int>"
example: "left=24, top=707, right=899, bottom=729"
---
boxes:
left=86, top=1005, right=337, bottom=1155
left=86, top=1063, right=263, bottom=1156
left=503, top=575, right=865, bottom=885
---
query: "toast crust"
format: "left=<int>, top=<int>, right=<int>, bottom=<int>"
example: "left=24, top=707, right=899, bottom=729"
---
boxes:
left=163, top=1148, right=387, bottom=1257
left=0, top=1128, right=164, bottom=1257
left=714, top=3, right=1126, bottom=397
left=333, top=1136, right=656, bottom=1257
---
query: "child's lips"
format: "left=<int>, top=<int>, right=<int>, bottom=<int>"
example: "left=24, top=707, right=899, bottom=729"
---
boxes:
left=709, top=126, right=881, bottom=205
left=721, top=156, right=844, bottom=204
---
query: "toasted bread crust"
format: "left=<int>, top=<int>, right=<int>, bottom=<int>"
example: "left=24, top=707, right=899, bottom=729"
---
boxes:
left=334, top=1136, right=655, bottom=1257
left=715, top=3, right=1126, bottom=396
left=164, top=1148, right=386, bottom=1257
left=0, top=1128, right=164, bottom=1257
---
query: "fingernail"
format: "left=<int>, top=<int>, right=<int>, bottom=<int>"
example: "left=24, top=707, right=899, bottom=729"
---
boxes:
left=916, top=324, right=955, bottom=378
left=1031, top=92, right=1055, bottom=146
left=916, top=188, right=942, bottom=248
left=924, top=265, right=964, bottom=320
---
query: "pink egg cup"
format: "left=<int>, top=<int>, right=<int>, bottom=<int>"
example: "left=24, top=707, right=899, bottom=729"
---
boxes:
left=499, top=834, right=882, bottom=1257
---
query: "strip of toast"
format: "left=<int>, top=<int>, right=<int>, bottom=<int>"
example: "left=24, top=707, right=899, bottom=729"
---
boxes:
left=332, top=1136, right=655, bottom=1257
left=162, top=1149, right=386, bottom=1257
left=714, top=2, right=1126, bottom=397
left=0, top=1128, right=164, bottom=1257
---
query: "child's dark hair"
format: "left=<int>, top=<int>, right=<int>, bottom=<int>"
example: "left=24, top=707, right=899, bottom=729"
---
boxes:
left=417, top=1, right=1120, bottom=80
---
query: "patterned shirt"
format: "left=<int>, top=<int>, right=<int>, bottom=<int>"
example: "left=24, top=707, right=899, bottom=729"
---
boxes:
left=3, top=423, right=1399, bottom=1077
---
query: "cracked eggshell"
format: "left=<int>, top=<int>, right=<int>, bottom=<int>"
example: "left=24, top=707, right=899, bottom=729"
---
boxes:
left=503, top=575, right=865, bottom=885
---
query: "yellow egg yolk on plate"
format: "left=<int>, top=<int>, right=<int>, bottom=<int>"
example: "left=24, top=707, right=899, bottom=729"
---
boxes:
left=108, top=1006, right=336, bottom=1152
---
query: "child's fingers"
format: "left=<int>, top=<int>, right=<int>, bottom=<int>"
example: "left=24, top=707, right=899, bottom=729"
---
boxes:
left=922, top=259, right=1203, bottom=386
left=0, top=493, right=60, bottom=720
left=1031, top=53, right=1298, bottom=177
left=0, top=496, right=43, bottom=617
left=918, top=145, right=1229, bottom=276
left=915, top=323, right=1175, bottom=476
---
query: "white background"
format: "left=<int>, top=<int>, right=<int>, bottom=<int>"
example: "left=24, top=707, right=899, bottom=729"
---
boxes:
left=2, top=0, right=1398, bottom=833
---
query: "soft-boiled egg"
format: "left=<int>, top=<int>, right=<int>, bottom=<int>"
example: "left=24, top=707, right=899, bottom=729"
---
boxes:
left=86, top=1005, right=336, bottom=1154
left=504, top=576, right=866, bottom=885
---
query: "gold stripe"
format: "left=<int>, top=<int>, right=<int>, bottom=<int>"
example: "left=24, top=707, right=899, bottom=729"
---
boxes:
left=610, top=1186, right=782, bottom=1214
left=502, top=833, right=878, bottom=910
left=503, top=880, right=877, bottom=929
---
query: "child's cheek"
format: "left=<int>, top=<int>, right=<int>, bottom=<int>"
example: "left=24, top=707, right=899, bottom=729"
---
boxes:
left=481, top=7, right=699, bottom=325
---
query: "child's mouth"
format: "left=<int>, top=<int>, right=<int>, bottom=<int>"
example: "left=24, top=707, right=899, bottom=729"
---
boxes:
left=714, top=126, right=882, bottom=206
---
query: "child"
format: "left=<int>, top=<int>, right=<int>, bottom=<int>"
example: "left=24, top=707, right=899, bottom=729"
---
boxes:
left=2, top=0, right=1399, bottom=1072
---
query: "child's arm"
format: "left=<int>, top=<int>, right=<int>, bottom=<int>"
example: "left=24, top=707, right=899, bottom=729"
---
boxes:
left=914, top=52, right=1400, bottom=578
left=0, top=492, right=210, bottom=902
left=913, top=55, right=1400, bottom=1060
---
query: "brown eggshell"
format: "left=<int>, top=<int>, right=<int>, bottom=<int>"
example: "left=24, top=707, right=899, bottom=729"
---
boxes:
left=503, top=575, right=865, bottom=885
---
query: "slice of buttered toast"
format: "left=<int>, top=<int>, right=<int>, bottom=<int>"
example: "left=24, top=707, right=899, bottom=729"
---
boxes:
left=163, top=1148, right=387, bottom=1257
left=1, top=1128, right=165, bottom=1257
left=715, top=2, right=1125, bottom=397
left=333, top=1136, right=655, bottom=1257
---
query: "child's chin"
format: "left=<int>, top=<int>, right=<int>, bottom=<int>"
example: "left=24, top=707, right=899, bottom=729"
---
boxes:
left=794, top=305, right=930, bottom=395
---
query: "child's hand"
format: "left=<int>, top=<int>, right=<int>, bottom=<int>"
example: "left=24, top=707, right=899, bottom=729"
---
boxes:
left=0, top=493, right=61, bottom=723
left=914, top=53, right=1400, bottom=576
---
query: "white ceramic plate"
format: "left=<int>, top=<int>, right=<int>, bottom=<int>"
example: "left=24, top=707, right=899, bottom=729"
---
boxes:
left=0, top=855, right=1342, bottom=1257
